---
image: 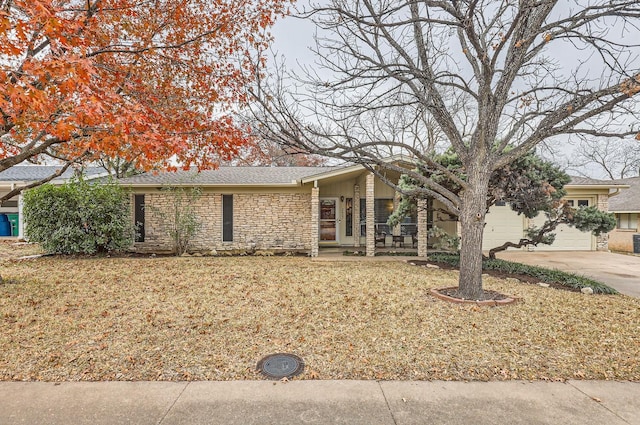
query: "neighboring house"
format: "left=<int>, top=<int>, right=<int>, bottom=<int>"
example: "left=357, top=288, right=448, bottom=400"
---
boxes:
left=608, top=176, right=640, bottom=254
left=0, top=165, right=109, bottom=238
left=119, top=160, right=628, bottom=256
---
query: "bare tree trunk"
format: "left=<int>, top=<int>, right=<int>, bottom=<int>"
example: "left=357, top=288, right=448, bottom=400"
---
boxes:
left=457, top=168, right=491, bottom=300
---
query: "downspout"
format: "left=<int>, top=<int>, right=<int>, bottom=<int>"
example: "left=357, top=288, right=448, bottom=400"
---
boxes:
left=608, top=187, right=623, bottom=198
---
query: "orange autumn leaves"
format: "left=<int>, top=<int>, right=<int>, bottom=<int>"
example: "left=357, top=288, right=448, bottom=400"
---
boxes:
left=0, top=0, right=290, bottom=170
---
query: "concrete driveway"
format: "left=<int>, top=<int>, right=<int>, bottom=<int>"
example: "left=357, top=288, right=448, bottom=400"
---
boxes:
left=496, top=251, right=640, bottom=297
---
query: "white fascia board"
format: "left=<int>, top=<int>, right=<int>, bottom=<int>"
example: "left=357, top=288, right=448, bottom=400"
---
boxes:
left=565, top=184, right=630, bottom=190
left=300, top=164, right=365, bottom=184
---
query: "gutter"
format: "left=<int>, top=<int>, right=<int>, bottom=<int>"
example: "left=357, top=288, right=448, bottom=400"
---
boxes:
left=565, top=184, right=630, bottom=190
left=119, top=182, right=304, bottom=189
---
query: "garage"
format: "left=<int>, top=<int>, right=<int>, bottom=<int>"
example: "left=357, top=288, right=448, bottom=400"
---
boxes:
left=482, top=200, right=595, bottom=252
left=482, top=204, right=526, bottom=251
left=530, top=211, right=593, bottom=251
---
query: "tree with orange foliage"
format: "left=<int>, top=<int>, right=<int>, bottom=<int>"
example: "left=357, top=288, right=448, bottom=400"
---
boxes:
left=0, top=0, right=289, bottom=194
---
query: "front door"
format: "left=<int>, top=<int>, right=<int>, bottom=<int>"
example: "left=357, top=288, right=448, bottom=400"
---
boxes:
left=319, top=198, right=339, bottom=243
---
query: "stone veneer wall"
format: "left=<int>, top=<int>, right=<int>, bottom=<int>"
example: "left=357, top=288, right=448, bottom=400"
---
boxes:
left=353, top=184, right=360, bottom=248
left=135, top=191, right=312, bottom=253
left=310, top=187, right=319, bottom=257
left=417, top=199, right=428, bottom=258
left=365, top=173, right=375, bottom=257
left=596, top=193, right=609, bottom=251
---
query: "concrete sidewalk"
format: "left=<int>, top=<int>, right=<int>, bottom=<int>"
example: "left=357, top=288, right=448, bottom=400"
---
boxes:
left=1, top=380, right=638, bottom=425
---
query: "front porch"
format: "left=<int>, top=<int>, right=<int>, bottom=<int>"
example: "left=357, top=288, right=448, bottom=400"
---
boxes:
left=307, top=166, right=433, bottom=258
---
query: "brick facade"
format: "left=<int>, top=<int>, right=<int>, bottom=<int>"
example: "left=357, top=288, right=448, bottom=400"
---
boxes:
left=135, top=191, right=312, bottom=253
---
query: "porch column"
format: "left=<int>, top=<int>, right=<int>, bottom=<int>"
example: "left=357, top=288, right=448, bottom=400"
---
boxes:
left=353, top=184, right=360, bottom=248
left=417, top=198, right=428, bottom=258
left=393, top=191, right=401, bottom=238
left=310, top=185, right=319, bottom=257
left=366, top=173, right=375, bottom=257
left=596, top=194, right=610, bottom=251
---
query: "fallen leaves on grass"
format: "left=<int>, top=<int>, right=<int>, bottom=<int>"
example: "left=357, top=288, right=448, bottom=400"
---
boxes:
left=0, top=240, right=44, bottom=259
left=1, top=256, right=639, bottom=382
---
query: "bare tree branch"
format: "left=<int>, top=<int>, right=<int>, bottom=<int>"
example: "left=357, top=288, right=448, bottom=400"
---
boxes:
left=249, top=0, right=640, bottom=298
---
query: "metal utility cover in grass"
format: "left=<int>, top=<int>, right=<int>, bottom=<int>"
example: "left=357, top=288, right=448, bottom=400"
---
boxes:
left=257, top=353, right=304, bottom=379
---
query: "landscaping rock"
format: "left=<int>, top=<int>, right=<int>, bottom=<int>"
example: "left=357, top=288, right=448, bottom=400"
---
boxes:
left=425, top=264, right=440, bottom=269
left=537, top=282, right=550, bottom=288
left=581, top=287, right=594, bottom=295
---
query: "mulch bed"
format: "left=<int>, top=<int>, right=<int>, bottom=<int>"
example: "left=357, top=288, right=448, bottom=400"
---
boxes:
left=407, top=259, right=580, bottom=293
left=438, top=287, right=511, bottom=301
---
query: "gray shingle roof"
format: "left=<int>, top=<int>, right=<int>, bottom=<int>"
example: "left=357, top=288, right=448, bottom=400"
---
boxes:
left=568, top=175, right=618, bottom=186
left=0, top=166, right=107, bottom=182
left=609, top=176, right=640, bottom=212
left=117, top=166, right=343, bottom=186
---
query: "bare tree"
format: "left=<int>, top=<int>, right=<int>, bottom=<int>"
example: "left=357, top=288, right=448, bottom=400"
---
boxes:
left=568, top=137, right=640, bottom=179
left=250, top=0, right=640, bottom=299
left=226, top=137, right=330, bottom=166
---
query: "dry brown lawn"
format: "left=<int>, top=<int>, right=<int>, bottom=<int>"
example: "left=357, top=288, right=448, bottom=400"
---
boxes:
left=1, top=241, right=639, bottom=382
left=0, top=240, right=43, bottom=259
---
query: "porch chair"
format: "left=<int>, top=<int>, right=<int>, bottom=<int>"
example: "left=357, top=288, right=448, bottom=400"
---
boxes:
left=375, top=232, right=386, bottom=247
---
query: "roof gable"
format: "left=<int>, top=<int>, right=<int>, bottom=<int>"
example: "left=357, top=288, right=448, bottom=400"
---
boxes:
left=609, top=176, right=640, bottom=212
left=0, top=166, right=107, bottom=182
left=567, top=175, right=624, bottom=186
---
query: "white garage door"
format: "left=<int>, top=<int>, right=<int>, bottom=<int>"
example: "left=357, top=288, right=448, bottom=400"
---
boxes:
left=482, top=204, right=526, bottom=251
left=529, top=198, right=594, bottom=251
left=530, top=213, right=593, bottom=251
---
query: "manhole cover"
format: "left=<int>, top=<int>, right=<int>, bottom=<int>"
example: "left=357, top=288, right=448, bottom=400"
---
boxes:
left=257, top=353, right=304, bottom=379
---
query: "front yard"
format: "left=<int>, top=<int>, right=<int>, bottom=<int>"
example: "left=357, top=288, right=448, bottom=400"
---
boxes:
left=1, top=245, right=639, bottom=382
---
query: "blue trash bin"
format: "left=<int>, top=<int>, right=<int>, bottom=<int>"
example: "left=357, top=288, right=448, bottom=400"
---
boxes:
left=0, top=214, right=11, bottom=236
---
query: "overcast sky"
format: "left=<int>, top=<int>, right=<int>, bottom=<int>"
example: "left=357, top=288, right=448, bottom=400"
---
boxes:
left=268, top=3, right=639, bottom=179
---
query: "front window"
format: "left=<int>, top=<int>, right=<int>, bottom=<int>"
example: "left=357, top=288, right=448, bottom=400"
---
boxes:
left=567, top=199, right=590, bottom=207
left=617, top=213, right=638, bottom=230
left=134, top=194, right=145, bottom=242
left=222, top=194, right=233, bottom=242
left=360, top=198, right=394, bottom=235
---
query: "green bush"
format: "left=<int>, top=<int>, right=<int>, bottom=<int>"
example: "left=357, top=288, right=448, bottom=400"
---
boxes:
left=23, top=178, right=134, bottom=254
